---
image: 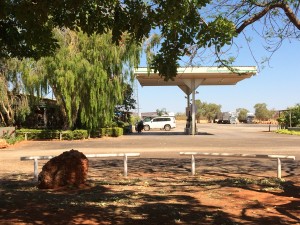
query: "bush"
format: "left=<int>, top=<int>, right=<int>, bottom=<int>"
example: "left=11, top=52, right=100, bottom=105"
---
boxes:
left=123, top=125, right=133, bottom=134
left=61, top=131, right=74, bottom=140
left=16, top=128, right=122, bottom=140
left=4, top=135, right=24, bottom=145
left=72, top=130, right=88, bottom=139
left=112, top=127, right=123, bottom=137
left=16, top=129, right=89, bottom=140
left=17, top=129, right=60, bottom=140
left=100, top=127, right=123, bottom=137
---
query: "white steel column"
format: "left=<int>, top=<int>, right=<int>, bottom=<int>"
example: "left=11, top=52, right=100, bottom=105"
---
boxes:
left=191, top=79, right=196, bottom=135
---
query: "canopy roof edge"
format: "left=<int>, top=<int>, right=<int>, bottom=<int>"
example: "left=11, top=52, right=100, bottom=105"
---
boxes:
left=134, top=66, right=257, bottom=87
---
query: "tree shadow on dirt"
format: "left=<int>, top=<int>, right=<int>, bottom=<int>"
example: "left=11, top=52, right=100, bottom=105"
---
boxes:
left=1, top=176, right=238, bottom=225
left=89, top=157, right=300, bottom=224
left=1, top=157, right=299, bottom=225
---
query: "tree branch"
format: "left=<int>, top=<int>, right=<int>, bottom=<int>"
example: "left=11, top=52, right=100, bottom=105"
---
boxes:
left=236, top=2, right=300, bottom=33
left=281, top=2, right=300, bottom=30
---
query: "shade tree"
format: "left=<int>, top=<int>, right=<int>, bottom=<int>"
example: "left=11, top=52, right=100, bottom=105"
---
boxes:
left=0, top=58, right=30, bottom=126
left=236, top=108, right=249, bottom=122
left=195, top=99, right=221, bottom=122
left=1, top=1, right=299, bottom=80
left=20, top=29, right=141, bottom=130
left=279, top=104, right=300, bottom=128
left=254, top=103, right=274, bottom=121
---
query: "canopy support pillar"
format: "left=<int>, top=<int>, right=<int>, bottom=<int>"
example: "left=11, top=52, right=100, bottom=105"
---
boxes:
left=191, top=80, right=196, bottom=135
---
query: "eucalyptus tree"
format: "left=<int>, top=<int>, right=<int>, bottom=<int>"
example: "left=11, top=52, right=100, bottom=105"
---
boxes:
left=236, top=108, right=249, bottom=122
left=1, top=1, right=299, bottom=80
left=289, top=104, right=300, bottom=127
left=115, top=84, right=136, bottom=115
left=280, top=104, right=300, bottom=127
left=195, top=99, right=221, bottom=122
left=254, top=103, right=273, bottom=121
left=0, top=58, right=30, bottom=126
left=156, top=108, right=168, bottom=116
left=21, top=29, right=141, bottom=130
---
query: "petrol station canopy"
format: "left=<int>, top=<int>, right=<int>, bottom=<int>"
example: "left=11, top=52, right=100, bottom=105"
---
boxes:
left=135, top=66, right=257, bottom=95
left=134, top=66, right=257, bottom=135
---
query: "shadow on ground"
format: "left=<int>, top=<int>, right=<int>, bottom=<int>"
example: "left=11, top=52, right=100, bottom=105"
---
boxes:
left=1, top=158, right=299, bottom=225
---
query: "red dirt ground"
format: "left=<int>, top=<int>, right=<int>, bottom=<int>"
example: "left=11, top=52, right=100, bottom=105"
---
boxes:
left=1, top=157, right=299, bottom=225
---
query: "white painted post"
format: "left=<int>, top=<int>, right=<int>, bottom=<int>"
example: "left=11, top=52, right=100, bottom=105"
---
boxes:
left=25, top=133, right=28, bottom=141
left=277, top=158, right=282, bottom=179
left=59, top=132, right=62, bottom=141
left=34, top=158, right=39, bottom=181
left=124, top=154, right=128, bottom=177
left=191, top=154, right=195, bottom=175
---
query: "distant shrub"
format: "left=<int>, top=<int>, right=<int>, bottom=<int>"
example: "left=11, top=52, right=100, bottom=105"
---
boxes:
left=100, top=127, right=123, bottom=137
left=275, top=129, right=300, bottom=136
left=72, top=130, right=88, bottom=139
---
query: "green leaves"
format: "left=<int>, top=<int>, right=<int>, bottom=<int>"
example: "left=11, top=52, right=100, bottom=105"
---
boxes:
left=254, top=103, right=273, bottom=121
left=41, top=29, right=141, bottom=130
left=2, top=0, right=298, bottom=82
left=197, top=16, right=237, bottom=52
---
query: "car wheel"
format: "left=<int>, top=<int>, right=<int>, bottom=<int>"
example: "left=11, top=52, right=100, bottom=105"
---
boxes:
left=164, top=124, right=171, bottom=131
left=144, top=125, right=150, bottom=131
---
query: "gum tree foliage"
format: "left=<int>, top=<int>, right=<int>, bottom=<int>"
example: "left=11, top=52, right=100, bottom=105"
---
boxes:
left=1, top=1, right=299, bottom=80
left=20, top=29, right=141, bottom=130
left=0, top=59, right=30, bottom=126
left=254, top=103, right=273, bottom=121
left=195, top=99, right=221, bottom=122
left=156, top=108, right=168, bottom=116
left=115, top=84, right=136, bottom=112
left=236, top=108, right=249, bottom=122
left=199, top=0, right=300, bottom=67
left=281, top=104, right=300, bottom=127
left=114, top=84, right=137, bottom=124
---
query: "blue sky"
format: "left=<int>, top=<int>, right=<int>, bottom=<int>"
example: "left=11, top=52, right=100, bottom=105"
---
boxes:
left=135, top=35, right=300, bottom=114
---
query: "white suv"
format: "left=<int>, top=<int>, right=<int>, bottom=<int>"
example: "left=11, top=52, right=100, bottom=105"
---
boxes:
left=143, top=116, right=176, bottom=131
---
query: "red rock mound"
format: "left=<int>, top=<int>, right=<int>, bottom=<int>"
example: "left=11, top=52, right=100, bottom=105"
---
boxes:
left=38, top=149, right=88, bottom=189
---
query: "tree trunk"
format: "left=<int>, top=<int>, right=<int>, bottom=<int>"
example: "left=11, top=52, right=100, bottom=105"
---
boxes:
left=0, top=97, right=14, bottom=126
left=51, top=86, right=70, bottom=130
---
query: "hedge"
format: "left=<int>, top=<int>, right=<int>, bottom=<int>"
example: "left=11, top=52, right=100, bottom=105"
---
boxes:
left=16, top=129, right=89, bottom=140
left=100, top=127, right=123, bottom=137
left=16, top=128, right=123, bottom=140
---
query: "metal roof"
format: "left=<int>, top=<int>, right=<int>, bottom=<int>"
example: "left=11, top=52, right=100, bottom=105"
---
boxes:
left=135, top=66, right=257, bottom=94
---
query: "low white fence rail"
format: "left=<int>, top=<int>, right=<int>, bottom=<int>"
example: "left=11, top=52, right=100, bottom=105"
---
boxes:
left=20, top=153, right=140, bottom=180
left=21, top=152, right=296, bottom=181
left=180, top=152, right=296, bottom=178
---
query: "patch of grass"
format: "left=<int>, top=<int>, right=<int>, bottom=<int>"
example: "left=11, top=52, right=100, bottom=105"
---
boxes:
left=275, top=129, right=300, bottom=136
left=93, top=178, right=142, bottom=186
left=222, top=177, right=284, bottom=190
left=4, top=135, right=24, bottom=145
